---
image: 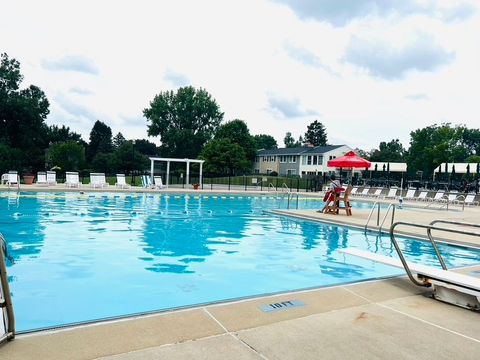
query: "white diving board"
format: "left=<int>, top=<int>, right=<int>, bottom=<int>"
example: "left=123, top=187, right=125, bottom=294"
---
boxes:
left=340, top=248, right=480, bottom=300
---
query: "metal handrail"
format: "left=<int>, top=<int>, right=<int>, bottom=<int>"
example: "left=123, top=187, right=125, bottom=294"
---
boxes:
left=364, top=202, right=381, bottom=233
left=0, top=233, right=15, bottom=344
left=286, top=192, right=300, bottom=209
left=389, top=221, right=480, bottom=287
left=378, top=203, right=396, bottom=235
left=268, top=183, right=276, bottom=192
left=281, top=183, right=290, bottom=193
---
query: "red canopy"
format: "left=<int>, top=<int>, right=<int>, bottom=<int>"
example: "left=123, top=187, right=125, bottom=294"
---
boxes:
left=327, top=151, right=371, bottom=169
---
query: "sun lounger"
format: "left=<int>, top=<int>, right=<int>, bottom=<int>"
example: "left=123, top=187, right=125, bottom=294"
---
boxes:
left=350, top=187, right=359, bottom=196
left=36, top=172, right=48, bottom=185
left=65, top=171, right=80, bottom=187
left=385, top=187, right=398, bottom=199
left=6, top=171, right=19, bottom=189
left=460, top=194, right=479, bottom=206
left=415, top=191, right=429, bottom=201
left=359, top=188, right=370, bottom=197
left=90, top=173, right=108, bottom=188
left=141, top=175, right=153, bottom=188
left=431, top=191, right=447, bottom=203
left=115, top=174, right=130, bottom=189
left=154, top=176, right=165, bottom=189
left=46, top=171, right=57, bottom=186
left=446, top=191, right=459, bottom=203
left=369, top=188, right=382, bottom=198
left=403, top=188, right=416, bottom=201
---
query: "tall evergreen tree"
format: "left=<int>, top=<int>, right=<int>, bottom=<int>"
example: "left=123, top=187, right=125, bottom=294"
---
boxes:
left=87, top=120, right=113, bottom=162
left=304, top=120, right=327, bottom=146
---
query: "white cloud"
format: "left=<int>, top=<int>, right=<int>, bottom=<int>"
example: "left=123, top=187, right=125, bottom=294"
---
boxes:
left=1, top=0, right=479, bottom=151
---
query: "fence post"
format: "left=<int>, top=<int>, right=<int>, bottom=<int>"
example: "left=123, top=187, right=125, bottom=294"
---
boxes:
left=228, top=175, right=231, bottom=191
left=297, top=178, right=300, bottom=192
left=275, top=178, right=278, bottom=191
left=244, top=175, right=247, bottom=191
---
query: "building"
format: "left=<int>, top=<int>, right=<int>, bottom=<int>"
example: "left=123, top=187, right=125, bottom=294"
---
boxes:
left=253, top=145, right=352, bottom=177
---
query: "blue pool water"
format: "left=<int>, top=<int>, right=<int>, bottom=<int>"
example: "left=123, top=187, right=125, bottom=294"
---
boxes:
left=1, top=192, right=480, bottom=332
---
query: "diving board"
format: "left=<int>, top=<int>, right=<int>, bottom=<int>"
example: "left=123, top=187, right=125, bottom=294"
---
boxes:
left=340, top=248, right=480, bottom=310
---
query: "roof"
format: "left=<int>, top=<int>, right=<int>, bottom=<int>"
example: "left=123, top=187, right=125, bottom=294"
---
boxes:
left=434, top=162, right=480, bottom=174
left=257, top=145, right=345, bottom=156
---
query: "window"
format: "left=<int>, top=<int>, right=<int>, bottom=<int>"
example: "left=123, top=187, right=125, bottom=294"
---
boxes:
left=307, top=156, right=312, bottom=165
left=329, top=155, right=335, bottom=160
left=279, top=156, right=286, bottom=163
left=291, top=156, right=296, bottom=163
left=318, top=155, right=323, bottom=165
left=266, top=169, right=272, bottom=174
left=302, top=156, right=307, bottom=165
left=312, top=156, right=317, bottom=165
left=287, top=169, right=296, bottom=175
left=254, top=169, right=260, bottom=174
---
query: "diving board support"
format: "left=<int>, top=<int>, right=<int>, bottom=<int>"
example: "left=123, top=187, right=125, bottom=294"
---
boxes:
left=340, top=248, right=480, bottom=311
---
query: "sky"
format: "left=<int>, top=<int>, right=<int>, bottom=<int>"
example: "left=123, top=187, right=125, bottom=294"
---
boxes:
left=1, top=0, right=479, bottom=151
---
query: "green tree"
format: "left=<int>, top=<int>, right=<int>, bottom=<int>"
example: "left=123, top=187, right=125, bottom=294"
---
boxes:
left=0, top=53, right=50, bottom=171
left=200, top=139, right=250, bottom=175
left=214, top=119, right=256, bottom=160
left=113, top=141, right=150, bottom=174
left=87, top=120, right=113, bottom=162
left=369, top=139, right=406, bottom=162
left=144, top=86, right=223, bottom=158
left=304, top=120, right=327, bottom=146
left=407, top=124, right=469, bottom=177
left=284, top=132, right=295, bottom=148
left=112, top=132, right=126, bottom=149
left=45, top=141, right=86, bottom=172
left=133, top=139, right=159, bottom=156
left=253, top=134, right=277, bottom=150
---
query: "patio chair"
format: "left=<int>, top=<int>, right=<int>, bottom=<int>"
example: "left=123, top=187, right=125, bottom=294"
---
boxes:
left=431, top=191, right=447, bottom=203
left=403, top=188, right=416, bottom=201
left=370, top=188, right=383, bottom=198
left=415, top=191, right=429, bottom=201
left=141, top=175, right=153, bottom=188
left=446, top=191, right=459, bottom=203
left=154, top=176, right=165, bottom=189
left=90, top=173, right=108, bottom=188
left=350, top=187, right=359, bottom=196
left=359, top=188, right=370, bottom=197
left=36, top=172, right=48, bottom=185
left=460, top=194, right=479, bottom=206
left=385, top=187, right=398, bottom=199
left=46, top=171, right=57, bottom=186
left=115, top=174, right=130, bottom=189
left=65, top=171, right=80, bottom=188
left=6, top=171, right=20, bottom=189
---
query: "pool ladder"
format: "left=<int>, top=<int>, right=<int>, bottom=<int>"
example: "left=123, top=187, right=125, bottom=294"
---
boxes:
left=0, top=233, right=15, bottom=344
left=364, top=201, right=397, bottom=234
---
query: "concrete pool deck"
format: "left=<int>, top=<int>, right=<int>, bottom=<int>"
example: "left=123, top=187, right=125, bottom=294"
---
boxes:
left=1, top=186, right=479, bottom=359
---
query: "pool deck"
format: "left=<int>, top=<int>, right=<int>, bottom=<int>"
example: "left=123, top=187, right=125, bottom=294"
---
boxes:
left=1, top=186, right=480, bottom=359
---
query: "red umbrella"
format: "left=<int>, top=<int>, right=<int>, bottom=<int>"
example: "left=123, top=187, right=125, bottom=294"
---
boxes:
left=327, top=151, right=371, bottom=169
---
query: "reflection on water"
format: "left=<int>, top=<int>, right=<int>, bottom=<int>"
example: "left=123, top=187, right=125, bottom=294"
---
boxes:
left=0, top=192, right=479, bottom=332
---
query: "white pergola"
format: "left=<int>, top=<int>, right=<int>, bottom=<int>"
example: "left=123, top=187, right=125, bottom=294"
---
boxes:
left=149, top=157, right=205, bottom=188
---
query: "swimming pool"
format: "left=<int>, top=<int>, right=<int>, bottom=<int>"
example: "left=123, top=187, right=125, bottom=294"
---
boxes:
left=2, top=192, right=480, bottom=332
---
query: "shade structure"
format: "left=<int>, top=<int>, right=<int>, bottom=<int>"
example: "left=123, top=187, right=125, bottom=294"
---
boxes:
left=327, top=151, right=371, bottom=169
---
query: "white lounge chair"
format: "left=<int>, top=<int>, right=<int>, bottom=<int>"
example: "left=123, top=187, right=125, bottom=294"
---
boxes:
left=1, top=173, right=8, bottom=184
left=385, top=187, right=398, bottom=199
left=115, top=174, right=130, bottom=189
left=141, top=175, right=152, bottom=188
left=403, top=188, right=416, bottom=201
left=36, top=172, right=48, bottom=185
left=46, top=171, right=57, bottom=186
left=6, top=171, right=19, bottom=189
left=432, top=191, right=447, bottom=203
left=154, top=176, right=165, bottom=189
left=461, top=194, right=479, bottom=206
left=370, top=188, right=383, bottom=198
left=90, top=173, right=108, bottom=188
left=359, top=188, right=370, bottom=197
left=65, top=171, right=80, bottom=188
left=350, top=187, right=359, bottom=196
left=446, top=191, right=459, bottom=203
left=415, top=191, right=429, bottom=201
